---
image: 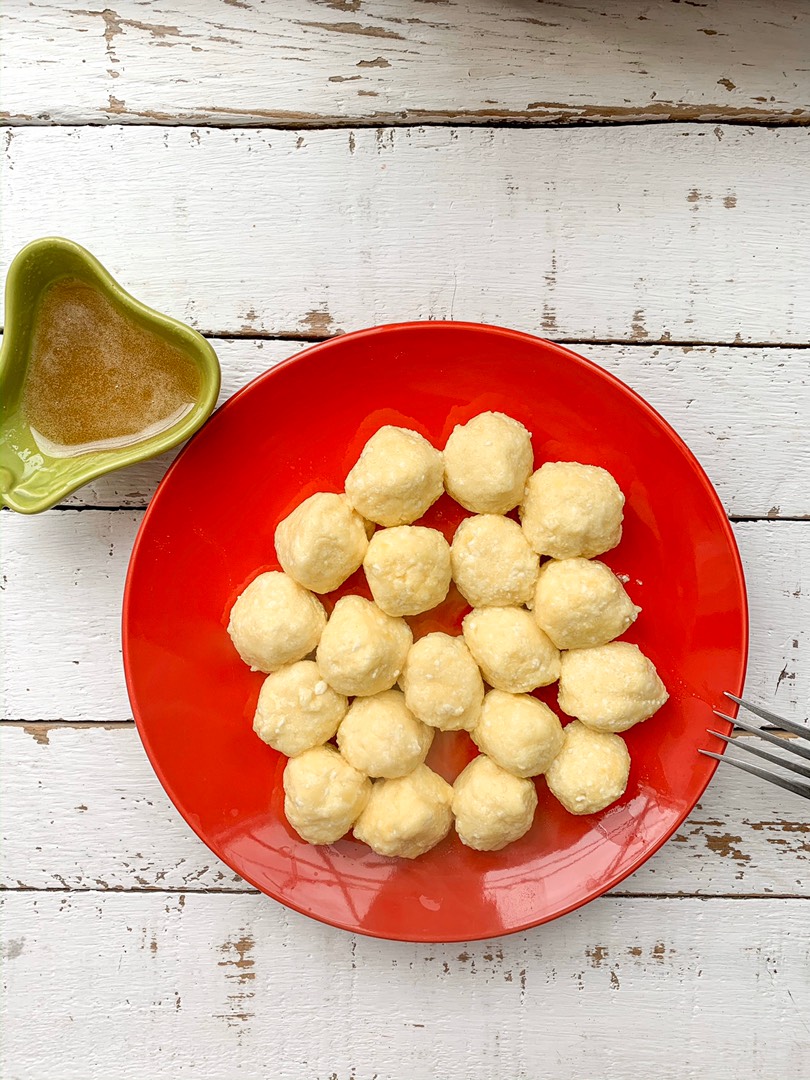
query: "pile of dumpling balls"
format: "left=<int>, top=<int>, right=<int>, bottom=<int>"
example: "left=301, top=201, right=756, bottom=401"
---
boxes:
left=227, top=412, right=668, bottom=860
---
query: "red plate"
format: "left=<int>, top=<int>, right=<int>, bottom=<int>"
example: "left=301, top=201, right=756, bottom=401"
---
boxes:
left=123, top=322, right=748, bottom=942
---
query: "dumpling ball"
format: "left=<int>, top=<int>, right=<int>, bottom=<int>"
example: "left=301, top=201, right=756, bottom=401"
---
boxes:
left=227, top=571, right=326, bottom=672
left=399, top=632, right=484, bottom=732
left=546, top=721, right=630, bottom=815
left=520, top=461, right=625, bottom=559
left=533, top=557, right=640, bottom=650
left=253, top=661, right=348, bottom=757
left=354, top=764, right=454, bottom=859
left=451, top=514, right=539, bottom=608
left=462, top=606, right=560, bottom=693
left=452, top=755, right=537, bottom=851
left=472, top=690, right=564, bottom=778
left=283, top=744, right=371, bottom=845
left=337, top=689, right=433, bottom=779
left=443, top=411, right=533, bottom=514
left=363, top=526, right=451, bottom=617
left=558, top=641, right=668, bottom=733
left=275, top=492, right=371, bottom=594
left=345, top=425, right=444, bottom=527
left=316, top=595, right=412, bottom=697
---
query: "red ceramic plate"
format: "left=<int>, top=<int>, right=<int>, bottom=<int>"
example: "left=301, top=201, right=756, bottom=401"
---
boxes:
left=123, top=322, right=748, bottom=942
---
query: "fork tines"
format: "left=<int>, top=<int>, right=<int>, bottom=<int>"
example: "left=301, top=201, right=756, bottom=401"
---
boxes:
left=698, top=692, right=810, bottom=801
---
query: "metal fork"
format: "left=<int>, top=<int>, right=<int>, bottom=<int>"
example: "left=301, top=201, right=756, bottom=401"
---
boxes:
left=699, top=693, right=810, bottom=800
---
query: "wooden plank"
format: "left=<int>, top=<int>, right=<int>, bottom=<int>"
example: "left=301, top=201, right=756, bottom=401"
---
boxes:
left=0, top=516, right=807, bottom=722
left=2, top=891, right=809, bottom=1078
left=0, top=724, right=242, bottom=893
left=3, top=1, right=808, bottom=126
left=0, top=510, right=143, bottom=724
left=3, top=126, right=809, bottom=343
left=1, top=723, right=807, bottom=897
left=42, top=339, right=809, bottom=518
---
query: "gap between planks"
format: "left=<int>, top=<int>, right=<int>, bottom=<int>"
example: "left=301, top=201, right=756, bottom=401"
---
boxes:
left=3, top=117, right=810, bottom=131
left=192, top=333, right=810, bottom=349
left=730, top=515, right=810, bottom=523
left=2, top=331, right=809, bottom=350
left=1, top=884, right=808, bottom=901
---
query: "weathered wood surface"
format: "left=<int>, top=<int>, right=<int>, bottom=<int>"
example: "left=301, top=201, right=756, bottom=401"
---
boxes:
left=3, top=126, right=810, bottom=343
left=2, top=892, right=809, bottom=1079
left=1, top=515, right=806, bottom=723
left=42, top=339, right=809, bottom=517
left=3, top=5, right=809, bottom=1076
left=2, top=723, right=807, bottom=897
left=3, top=0, right=808, bottom=127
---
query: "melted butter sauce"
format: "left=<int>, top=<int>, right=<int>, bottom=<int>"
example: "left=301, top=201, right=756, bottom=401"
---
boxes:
left=22, top=278, right=201, bottom=458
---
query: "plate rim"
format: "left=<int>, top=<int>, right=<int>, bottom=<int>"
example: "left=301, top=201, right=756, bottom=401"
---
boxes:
left=122, top=320, right=749, bottom=942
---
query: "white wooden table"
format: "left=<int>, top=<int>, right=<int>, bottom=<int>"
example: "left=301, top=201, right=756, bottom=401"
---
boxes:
left=2, top=3, right=809, bottom=1077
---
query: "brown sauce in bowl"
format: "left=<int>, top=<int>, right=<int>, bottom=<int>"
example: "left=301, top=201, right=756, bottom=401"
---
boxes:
left=22, top=278, right=202, bottom=457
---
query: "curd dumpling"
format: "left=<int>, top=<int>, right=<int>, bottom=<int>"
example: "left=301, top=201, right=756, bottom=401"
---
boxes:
left=353, top=764, right=454, bottom=859
left=520, top=461, right=624, bottom=559
left=227, top=571, right=326, bottom=672
left=546, top=721, right=630, bottom=815
left=452, top=755, right=537, bottom=851
left=462, top=606, right=560, bottom=693
left=283, top=744, right=371, bottom=844
left=443, top=412, right=533, bottom=514
left=275, top=492, right=371, bottom=594
left=533, top=557, right=640, bottom=650
left=363, top=526, right=451, bottom=617
left=337, top=689, right=433, bottom=778
left=345, top=425, right=444, bottom=527
left=451, top=514, right=539, bottom=607
left=399, top=632, right=484, bottom=732
left=316, top=595, right=412, bottom=697
left=472, top=689, right=564, bottom=778
left=253, top=660, right=348, bottom=757
left=558, top=641, right=668, bottom=733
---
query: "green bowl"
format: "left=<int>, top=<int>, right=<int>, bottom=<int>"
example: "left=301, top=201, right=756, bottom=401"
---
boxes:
left=0, top=237, right=220, bottom=513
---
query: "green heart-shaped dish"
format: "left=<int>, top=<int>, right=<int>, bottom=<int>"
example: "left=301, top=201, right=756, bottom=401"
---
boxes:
left=0, top=237, right=220, bottom=513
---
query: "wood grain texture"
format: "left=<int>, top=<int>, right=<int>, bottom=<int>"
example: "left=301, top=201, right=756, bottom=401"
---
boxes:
left=3, top=126, right=810, bottom=343
left=3, top=0, right=808, bottom=127
left=2, top=891, right=809, bottom=1079
left=2, top=3, right=808, bottom=1068
left=1, top=723, right=808, bottom=897
left=46, top=339, right=810, bottom=517
left=0, top=514, right=806, bottom=720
